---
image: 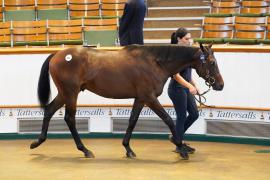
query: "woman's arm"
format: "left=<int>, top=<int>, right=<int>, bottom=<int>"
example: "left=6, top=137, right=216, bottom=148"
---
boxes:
left=173, top=73, right=197, bottom=95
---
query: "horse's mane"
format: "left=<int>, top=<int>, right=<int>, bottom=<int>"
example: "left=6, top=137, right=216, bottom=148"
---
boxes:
left=123, top=45, right=199, bottom=64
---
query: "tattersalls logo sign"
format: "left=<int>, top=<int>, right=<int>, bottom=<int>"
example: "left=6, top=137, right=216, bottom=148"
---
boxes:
left=205, top=109, right=269, bottom=122
left=113, top=107, right=207, bottom=118
left=216, top=110, right=256, bottom=119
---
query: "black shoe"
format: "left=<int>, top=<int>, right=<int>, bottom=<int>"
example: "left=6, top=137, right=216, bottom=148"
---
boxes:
left=182, top=143, right=195, bottom=154
left=169, top=135, right=189, bottom=160
left=175, top=146, right=189, bottom=160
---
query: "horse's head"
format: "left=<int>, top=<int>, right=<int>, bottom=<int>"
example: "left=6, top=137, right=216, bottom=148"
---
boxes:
left=193, top=43, right=224, bottom=91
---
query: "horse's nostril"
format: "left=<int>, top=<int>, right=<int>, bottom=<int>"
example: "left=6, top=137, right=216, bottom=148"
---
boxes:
left=218, top=84, right=224, bottom=90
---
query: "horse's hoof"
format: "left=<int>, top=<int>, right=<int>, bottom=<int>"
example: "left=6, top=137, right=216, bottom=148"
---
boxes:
left=30, top=141, right=41, bottom=149
left=84, top=150, right=95, bottom=158
left=126, top=151, right=136, bottom=158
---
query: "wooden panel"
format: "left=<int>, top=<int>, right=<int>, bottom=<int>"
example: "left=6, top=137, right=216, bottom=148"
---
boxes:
left=13, top=27, right=47, bottom=35
left=0, top=35, right=11, bottom=42
left=69, top=0, right=100, bottom=4
left=5, top=0, right=35, bottom=10
left=69, top=4, right=100, bottom=17
left=204, top=17, right=234, bottom=24
left=235, top=24, right=265, bottom=31
left=235, top=16, right=266, bottom=24
left=235, top=31, right=265, bottom=39
left=13, top=21, right=47, bottom=28
left=211, top=7, right=240, bottom=14
left=101, top=3, right=125, bottom=10
left=241, top=1, right=269, bottom=7
left=212, top=1, right=240, bottom=8
left=0, top=28, right=11, bottom=35
left=37, top=0, right=67, bottom=9
left=84, top=26, right=117, bottom=31
left=102, top=10, right=123, bottom=16
left=84, top=18, right=117, bottom=26
left=267, top=32, right=270, bottom=39
left=69, top=4, right=100, bottom=10
left=49, top=26, right=82, bottom=33
left=49, top=33, right=82, bottom=40
left=241, top=7, right=269, bottom=14
left=48, top=19, right=82, bottom=27
left=13, top=34, right=47, bottom=42
left=203, top=31, right=233, bottom=38
left=0, top=22, right=12, bottom=28
left=204, top=24, right=234, bottom=31
left=0, top=7, right=3, bottom=19
left=102, top=0, right=126, bottom=3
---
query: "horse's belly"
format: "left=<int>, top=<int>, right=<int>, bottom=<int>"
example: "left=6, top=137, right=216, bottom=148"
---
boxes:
left=86, top=80, right=136, bottom=99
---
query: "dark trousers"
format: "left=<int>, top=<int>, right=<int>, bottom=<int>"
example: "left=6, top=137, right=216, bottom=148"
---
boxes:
left=168, top=87, right=199, bottom=142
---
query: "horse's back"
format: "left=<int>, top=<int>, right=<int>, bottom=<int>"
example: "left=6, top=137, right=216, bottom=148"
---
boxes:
left=48, top=46, right=167, bottom=99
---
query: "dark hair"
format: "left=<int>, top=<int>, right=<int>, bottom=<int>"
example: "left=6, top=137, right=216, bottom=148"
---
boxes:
left=170, top=27, right=190, bottom=44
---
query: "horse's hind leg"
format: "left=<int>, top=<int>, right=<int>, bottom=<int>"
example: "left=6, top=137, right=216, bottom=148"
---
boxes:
left=122, top=98, right=144, bottom=158
left=64, top=99, right=94, bottom=158
left=145, top=96, right=189, bottom=160
left=30, top=95, right=64, bottom=149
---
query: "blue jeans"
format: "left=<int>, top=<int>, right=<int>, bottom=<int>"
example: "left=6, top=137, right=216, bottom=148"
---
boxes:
left=168, top=86, right=199, bottom=142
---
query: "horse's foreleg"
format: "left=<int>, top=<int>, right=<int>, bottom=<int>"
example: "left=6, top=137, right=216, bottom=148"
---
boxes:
left=145, top=96, right=189, bottom=160
left=64, top=102, right=94, bottom=158
left=122, top=98, right=144, bottom=158
left=30, top=95, right=64, bottom=149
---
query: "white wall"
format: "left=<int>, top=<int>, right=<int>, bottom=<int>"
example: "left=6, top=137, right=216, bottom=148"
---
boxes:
left=0, top=52, right=269, bottom=108
left=0, top=51, right=269, bottom=134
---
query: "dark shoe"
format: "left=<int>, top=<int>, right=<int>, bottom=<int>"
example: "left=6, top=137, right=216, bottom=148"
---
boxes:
left=175, top=146, right=189, bottom=160
left=183, top=143, right=195, bottom=154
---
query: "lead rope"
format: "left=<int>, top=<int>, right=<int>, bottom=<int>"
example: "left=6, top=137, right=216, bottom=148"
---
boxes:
left=194, top=84, right=215, bottom=111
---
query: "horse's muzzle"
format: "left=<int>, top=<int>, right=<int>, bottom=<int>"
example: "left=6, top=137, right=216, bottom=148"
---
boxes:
left=213, top=83, right=224, bottom=91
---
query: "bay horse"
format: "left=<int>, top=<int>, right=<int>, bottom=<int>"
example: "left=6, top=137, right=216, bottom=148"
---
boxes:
left=30, top=44, right=224, bottom=160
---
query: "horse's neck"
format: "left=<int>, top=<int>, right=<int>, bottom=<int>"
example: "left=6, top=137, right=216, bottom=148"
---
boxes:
left=163, top=58, right=194, bottom=77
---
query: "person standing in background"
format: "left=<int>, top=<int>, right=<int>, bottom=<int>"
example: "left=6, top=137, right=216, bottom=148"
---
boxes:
left=119, top=0, right=146, bottom=46
left=168, top=28, right=199, bottom=155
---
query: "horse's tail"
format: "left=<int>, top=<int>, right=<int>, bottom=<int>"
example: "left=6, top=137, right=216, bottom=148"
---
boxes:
left=37, top=53, right=55, bottom=109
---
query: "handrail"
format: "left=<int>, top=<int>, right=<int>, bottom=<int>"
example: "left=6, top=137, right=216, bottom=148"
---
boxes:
left=1, top=45, right=270, bottom=55
left=0, top=104, right=269, bottom=111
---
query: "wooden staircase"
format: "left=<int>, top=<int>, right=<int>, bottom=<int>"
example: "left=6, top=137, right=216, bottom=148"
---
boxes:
left=144, top=0, right=210, bottom=44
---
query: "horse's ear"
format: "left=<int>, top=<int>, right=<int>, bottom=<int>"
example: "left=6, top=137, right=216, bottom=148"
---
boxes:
left=199, top=43, right=205, bottom=52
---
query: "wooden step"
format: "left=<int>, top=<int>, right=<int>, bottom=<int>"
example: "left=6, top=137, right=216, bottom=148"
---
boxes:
left=144, top=19, right=202, bottom=28
left=144, top=29, right=201, bottom=39
left=147, top=8, right=209, bottom=18
left=148, top=0, right=208, bottom=7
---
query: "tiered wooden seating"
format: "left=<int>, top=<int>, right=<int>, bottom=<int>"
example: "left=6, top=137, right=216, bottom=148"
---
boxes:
left=210, top=1, right=240, bottom=14
left=258, top=16, right=270, bottom=44
left=240, top=1, right=270, bottom=14
left=69, top=0, right=101, bottom=19
left=37, top=0, right=68, bottom=20
left=12, top=21, right=47, bottom=46
left=4, top=0, right=36, bottom=21
left=194, top=16, right=234, bottom=44
left=83, top=18, right=118, bottom=46
left=0, top=22, right=11, bottom=46
left=101, top=0, right=125, bottom=17
left=48, top=19, right=83, bottom=45
left=225, top=16, right=266, bottom=44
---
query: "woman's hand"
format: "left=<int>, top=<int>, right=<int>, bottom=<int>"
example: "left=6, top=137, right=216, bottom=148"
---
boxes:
left=188, top=85, right=197, bottom=95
